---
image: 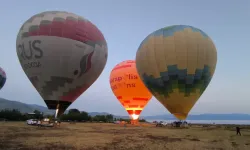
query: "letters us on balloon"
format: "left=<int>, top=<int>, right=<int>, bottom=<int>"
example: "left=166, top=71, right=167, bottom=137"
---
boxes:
left=17, top=40, right=43, bottom=70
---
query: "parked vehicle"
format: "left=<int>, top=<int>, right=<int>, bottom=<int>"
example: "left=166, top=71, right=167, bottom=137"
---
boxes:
left=26, top=119, right=38, bottom=125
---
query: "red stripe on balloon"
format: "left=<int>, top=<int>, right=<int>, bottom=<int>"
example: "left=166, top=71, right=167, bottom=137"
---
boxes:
left=133, top=97, right=148, bottom=101
left=127, top=110, right=133, bottom=115
left=28, top=19, right=105, bottom=43
left=83, top=51, right=94, bottom=74
left=117, top=96, right=122, bottom=99
left=134, top=110, right=142, bottom=115
left=125, top=60, right=135, bottom=64
left=112, top=65, right=131, bottom=71
left=126, top=110, right=142, bottom=115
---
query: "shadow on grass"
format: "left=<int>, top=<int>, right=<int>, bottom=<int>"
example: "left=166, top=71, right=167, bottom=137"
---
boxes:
left=145, top=134, right=182, bottom=143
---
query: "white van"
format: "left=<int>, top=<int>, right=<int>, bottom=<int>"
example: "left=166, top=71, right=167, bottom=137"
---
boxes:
left=26, top=119, right=38, bottom=125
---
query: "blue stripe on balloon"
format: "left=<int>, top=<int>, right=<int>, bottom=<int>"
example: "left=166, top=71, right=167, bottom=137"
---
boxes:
left=141, top=65, right=212, bottom=96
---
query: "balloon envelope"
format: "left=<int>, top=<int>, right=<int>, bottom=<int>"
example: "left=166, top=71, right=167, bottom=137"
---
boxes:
left=136, top=25, right=217, bottom=120
left=16, top=11, right=108, bottom=116
left=0, top=67, right=6, bottom=90
left=110, top=60, right=152, bottom=120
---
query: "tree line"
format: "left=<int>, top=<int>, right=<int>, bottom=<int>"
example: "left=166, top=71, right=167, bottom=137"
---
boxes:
left=0, top=108, right=146, bottom=123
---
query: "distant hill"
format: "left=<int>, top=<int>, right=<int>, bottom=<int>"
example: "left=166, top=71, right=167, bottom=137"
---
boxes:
left=0, top=98, right=54, bottom=115
left=88, top=112, right=110, bottom=116
left=1, top=97, right=250, bottom=120
left=143, top=114, right=250, bottom=120
left=142, top=114, right=176, bottom=120
left=186, top=114, right=250, bottom=120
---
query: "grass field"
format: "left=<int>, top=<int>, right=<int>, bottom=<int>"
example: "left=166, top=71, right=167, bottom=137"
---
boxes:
left=0, top=122, right=250, bottom=150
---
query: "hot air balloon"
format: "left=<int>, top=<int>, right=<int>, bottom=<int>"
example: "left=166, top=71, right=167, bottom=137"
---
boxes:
left=0, top=67, right=6, bottom=90
left=136, top=25, right=217, bottom=120
left=16, top=11, right=108, bottom=118
left=110, top=60, right=152, bottom=123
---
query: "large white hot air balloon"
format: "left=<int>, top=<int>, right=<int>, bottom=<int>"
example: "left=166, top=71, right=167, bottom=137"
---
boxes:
left=16, top=11, right=108, bottom=118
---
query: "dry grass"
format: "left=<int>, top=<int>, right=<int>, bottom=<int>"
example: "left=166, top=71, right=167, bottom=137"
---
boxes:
left=0, top=122, right=250, bottom=150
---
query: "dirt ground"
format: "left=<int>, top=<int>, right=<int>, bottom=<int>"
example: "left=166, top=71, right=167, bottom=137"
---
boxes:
left=0, top=122, right=249, bottom=150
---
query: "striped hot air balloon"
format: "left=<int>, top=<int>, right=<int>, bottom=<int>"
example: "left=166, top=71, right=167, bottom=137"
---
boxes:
left=16, top=11, right=108, bottom=118
left=110, top=60, right=152, bottom=123
left=136, top=25, right=217, bottom=120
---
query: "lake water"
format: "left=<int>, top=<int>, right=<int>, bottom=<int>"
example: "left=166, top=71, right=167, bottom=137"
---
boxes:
left=146, top=120, right=250, bottom=125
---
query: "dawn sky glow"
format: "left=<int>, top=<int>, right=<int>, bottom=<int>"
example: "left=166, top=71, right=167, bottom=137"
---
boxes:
left=0, top=0, right=249, bottom=116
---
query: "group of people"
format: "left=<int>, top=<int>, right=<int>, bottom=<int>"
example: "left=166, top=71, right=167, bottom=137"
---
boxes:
left=36, top=118, right=61, bottom=127
left=154, top=120, right=189, bottom=127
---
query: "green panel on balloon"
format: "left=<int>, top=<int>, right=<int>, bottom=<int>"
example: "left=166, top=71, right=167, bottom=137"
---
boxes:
left=172, top=80, right=178, bottom=90
left=142, top=65, right=213, bottom=97
left=178, top=84, right=185, bottom=93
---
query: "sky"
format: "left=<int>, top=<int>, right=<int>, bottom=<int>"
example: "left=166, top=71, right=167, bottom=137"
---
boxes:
left=0, top=0, right=249, bottom=116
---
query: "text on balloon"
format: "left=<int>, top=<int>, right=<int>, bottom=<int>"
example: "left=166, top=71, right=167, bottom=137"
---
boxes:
left=17, top=40, right=43, bottom=61
left=110, top=74, right=138, bottom=83
left=22, top=61, right=41, bottom=70
left=110, top=74, right=138, bottom=90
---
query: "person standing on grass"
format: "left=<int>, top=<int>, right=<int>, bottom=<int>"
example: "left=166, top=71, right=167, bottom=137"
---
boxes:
left=236, top=126, right=241, bottom=136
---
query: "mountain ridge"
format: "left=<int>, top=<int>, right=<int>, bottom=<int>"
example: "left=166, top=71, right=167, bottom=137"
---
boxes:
left=1, top=97, right=250, bottom=120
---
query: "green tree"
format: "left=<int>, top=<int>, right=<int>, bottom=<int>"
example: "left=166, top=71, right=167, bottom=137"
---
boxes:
left=92, top=115, right=112, bottom=122
left=33, top=110, right=40, bottom=114
left=139, top=119, right=146, bottom=122
left=0, top=109, right=24, bottom=121
left=106, top=114, right=114, bottom=122
left=88, top=115, right=92, bottom=121
left=60, top=114, right=68, bottom=121
left=59, top=109, right=90, bottom=122
left=33, top=110, right=43, bottom=119
left=80, top=111, right=89, bottom=121
left=68, top=109, right=80, bottom=114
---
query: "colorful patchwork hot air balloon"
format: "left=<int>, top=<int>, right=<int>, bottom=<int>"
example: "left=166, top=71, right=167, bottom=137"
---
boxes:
left=0, top=67, right=6, bottom=90
left=110, top=60, right=152, bottom=122
left=136, top=25, right=217, bottom=120
left=16, top=11, right=108, bottom=118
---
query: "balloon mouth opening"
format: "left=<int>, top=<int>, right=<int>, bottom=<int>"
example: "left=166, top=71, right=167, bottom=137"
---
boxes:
left=173, top=113, right=188, bottom=120
left=131, top=114, right=139, bottom=120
